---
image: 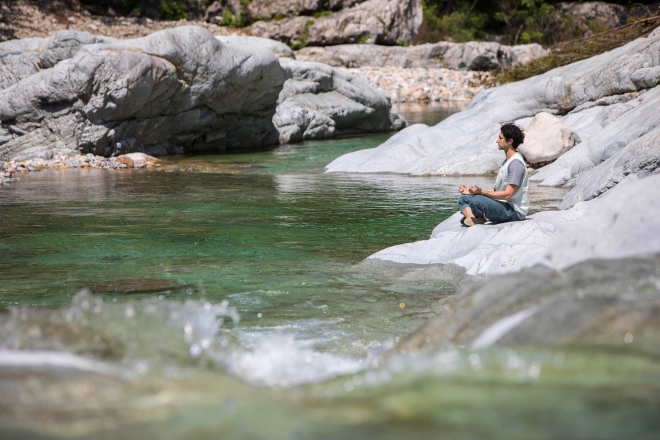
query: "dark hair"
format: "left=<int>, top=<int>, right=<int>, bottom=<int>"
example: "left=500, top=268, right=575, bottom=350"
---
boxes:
left=500, top=123, right=525, bottom=149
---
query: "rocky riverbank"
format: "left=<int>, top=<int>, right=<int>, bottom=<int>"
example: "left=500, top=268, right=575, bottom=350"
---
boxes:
left=328, top=26, right=660, bottom=276
left=344, top=66, right=486, bottom=102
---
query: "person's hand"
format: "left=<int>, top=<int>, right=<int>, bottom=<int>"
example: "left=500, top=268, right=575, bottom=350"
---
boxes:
left=469, top=185, right=482, bottom=195
left=459, top=184, right=470, bottom=195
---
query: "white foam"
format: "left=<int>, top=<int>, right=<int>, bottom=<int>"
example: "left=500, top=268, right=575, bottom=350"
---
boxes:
left=217, top=334, right=362, bottom=387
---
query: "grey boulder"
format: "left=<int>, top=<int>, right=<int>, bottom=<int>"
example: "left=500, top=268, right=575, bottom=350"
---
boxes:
left=0, top=26, right=288, bottom=161
left=296, top=41, right=546, bottom=70
left=274, top=58, right=406, bottom=143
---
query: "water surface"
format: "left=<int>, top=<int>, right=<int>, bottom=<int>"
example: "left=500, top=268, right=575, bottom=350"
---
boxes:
left=1, top=121, right=656, bottom=439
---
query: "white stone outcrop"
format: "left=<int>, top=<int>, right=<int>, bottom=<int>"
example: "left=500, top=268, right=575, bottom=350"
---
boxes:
left=368, top=174, right=660, bottom=275
left=326, top=28, right=660, bottom=210
left=250, top=0, right=423, bottom=46
left=296, top=42, right=547, bottom=70
left=519, top=112, right=577, bottom=165
left=0, top=29, right=405, bottom=162
left=275, top=58, right=406, bottom=143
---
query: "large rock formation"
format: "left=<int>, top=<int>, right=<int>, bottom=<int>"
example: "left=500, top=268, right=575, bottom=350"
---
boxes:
left=0, top=27, right=288, bottom=160
left=250, top=0, right=423, bottom=46
left=275, top=58, right=406, bottom=143
left=326, top=27, right=660, bottom=209
left=295, top=42, right=547, bottom=70
left=368, top=174, right=660, bottom=275
left=0, top=29, right=405, bottom=161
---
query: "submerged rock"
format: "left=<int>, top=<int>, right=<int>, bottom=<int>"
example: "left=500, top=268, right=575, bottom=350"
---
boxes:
left=369, top=174, right=660, bottom=275
left=275, top=58, right=406, bottom=143
left=326, top=27, right=660, bottom=210
left=296, top=42, right=546, bottom=70
left=250, top=0, right=423, bottom=46
left=393, top=253, right=660, bottom=354
left=0, top=27, right=288, bottom=161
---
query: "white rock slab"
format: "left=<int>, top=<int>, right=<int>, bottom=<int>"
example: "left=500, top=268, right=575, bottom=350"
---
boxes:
left=326, top=28, right=660, bottom=185
left=367, top=174, right=660, bottom=275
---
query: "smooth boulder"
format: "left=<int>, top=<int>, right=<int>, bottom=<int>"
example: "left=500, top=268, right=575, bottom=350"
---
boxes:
left=519, top=112, right=577, bottom=165
left=274, top=58, right=406, bottom=143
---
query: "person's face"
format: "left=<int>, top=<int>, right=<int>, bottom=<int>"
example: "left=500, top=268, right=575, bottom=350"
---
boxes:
left=496, top=131, right=512, bottom=150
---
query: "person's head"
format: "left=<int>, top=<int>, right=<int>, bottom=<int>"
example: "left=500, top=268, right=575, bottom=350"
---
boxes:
left=497, top=123, right=525, bottom=150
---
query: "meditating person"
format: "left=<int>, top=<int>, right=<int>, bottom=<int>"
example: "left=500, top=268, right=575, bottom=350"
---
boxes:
left=457, top=123, right=529, bottom=226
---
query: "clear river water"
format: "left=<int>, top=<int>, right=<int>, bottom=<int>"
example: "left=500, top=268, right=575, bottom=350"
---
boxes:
left=1, top=106, right=659, bottom=439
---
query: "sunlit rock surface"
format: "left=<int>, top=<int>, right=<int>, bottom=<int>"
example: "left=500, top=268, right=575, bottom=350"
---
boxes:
left=215, top=35, right=295, bottom=58
left=0, top=27, right=288, bottom=161
left=518, top=112, right=577, bottom=165
left=326, top=27, right=660, bottom=208
left=274, top=58, right=406, bottom=143
left=368, top=175, right=660, bottom=275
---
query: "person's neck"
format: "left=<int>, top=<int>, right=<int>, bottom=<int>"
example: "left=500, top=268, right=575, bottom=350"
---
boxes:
left=504, top=147, right=517, bottom=161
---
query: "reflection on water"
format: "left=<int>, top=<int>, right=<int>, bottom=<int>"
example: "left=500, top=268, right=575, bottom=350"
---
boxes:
left=1, top=111, right=655, bottom=439
left=394, top=101, right=469, bottom=126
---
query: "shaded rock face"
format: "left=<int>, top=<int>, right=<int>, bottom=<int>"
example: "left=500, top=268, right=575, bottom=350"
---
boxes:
left=326, top=27, right=660, bottom=210
left=552, top=1, right=626, bottom=38
left=250, top=0, right=423, bottom=46
left=394, top=254, right=660, bottom=354
left=368, top=173, right=660, bottom=276
left=274, top=58, right=406, bottom=143
left=0, top=27, right=288, bottom=161
left=247, top=0, right=368, bottom=21
left=296, top=42, right=546, bottom=70
left=519, top=112, right=577, bottom=165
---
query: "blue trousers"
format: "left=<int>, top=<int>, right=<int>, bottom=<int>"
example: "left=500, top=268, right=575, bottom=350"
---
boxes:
left=458, top=195, right=521, bottom=224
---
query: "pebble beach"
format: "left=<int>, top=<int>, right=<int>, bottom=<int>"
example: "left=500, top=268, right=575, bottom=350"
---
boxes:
left=344, top=66, right=488, bottom=103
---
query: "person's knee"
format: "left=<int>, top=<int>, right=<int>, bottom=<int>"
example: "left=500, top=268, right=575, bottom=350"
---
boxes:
left=458, top=195, right=471, bottom=204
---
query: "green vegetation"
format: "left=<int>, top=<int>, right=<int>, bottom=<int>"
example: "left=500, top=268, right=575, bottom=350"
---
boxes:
left=358, top=35, right=370, bottom=44
left=159, top=0, right=188, bottom=21
left=396, top=38, right=410, bottom=47
left=415, top=1, right=659, bottom=46
left=291, top=20, right=315, bottom=50
left=313, top=10, right=333, bottom=18
left=219, top=9, right=249, bottom=27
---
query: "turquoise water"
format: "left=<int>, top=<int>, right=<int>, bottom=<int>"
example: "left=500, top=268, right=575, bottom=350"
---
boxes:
left=1, top=117, right=658, bottom=439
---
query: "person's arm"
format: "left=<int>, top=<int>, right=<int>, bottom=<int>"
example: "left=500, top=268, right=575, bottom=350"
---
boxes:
left=468, top=184, right=518, bottom=200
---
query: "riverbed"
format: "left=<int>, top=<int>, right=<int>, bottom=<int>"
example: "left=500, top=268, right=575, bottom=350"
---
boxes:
left=1, top=108, right=659, bottom=439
